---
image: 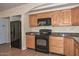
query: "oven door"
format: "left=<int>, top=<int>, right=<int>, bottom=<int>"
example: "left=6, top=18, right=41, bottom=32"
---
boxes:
left=35, top=35, right=49, bottom=53
left=37, top=39, right=46, bottom=46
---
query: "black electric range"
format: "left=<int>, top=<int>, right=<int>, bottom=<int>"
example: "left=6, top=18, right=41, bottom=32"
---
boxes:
left=35, top=29, right=52, bottom=53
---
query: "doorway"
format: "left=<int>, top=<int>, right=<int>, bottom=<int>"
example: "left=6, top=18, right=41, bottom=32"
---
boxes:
left=0, top=18, right=10, bottom=44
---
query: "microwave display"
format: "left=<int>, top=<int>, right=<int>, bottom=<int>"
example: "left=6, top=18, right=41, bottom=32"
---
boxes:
left=38, top=18, right=51, bottom=26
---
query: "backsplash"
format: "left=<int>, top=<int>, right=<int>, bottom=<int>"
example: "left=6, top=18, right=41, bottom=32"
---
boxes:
left=31, top=26, right=52, bottom=32
left=31, top=26, right=79, bottom=33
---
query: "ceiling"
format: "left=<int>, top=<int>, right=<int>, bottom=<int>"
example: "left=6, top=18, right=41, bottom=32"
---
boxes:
left=0, top=3, right=26, bottom=11
left=0, top=3, right=79, bottom=12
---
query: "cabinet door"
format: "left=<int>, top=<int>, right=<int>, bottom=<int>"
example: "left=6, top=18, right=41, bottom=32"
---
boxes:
left=29, top=14, right=37, bottom=27
left=26, top=35, right=35, bottom=49
left=49, top=36, right=64, bottom=47
left=61, top=9, right=71, bottom=26
left=51, top=11, right=62, bottom=26
left=37, top=12, right=51, bottom=18
left=64, top=38, right=75, bottom=56
left=75, top=47, right=79, bottom=56
left=49, top=36, right=64, bottom=54
left=51, top=9, right=71, bottom=26
left=71, top=7, right=79, bottom=25
left=75, top=42, right=79, bottom=56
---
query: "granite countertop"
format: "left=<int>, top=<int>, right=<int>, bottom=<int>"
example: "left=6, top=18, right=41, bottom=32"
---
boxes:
left=26, top=32, right=79, bottom=37
left=51, top=33, right=79, bottom=37
left=26, top=32, right=79, bottom=43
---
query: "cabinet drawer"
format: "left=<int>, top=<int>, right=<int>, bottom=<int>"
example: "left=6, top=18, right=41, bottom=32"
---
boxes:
left=49, top=46, right=64, bottom=54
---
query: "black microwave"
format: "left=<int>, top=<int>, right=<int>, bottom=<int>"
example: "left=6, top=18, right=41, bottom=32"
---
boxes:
left=37, top=18, right=51, bottom=26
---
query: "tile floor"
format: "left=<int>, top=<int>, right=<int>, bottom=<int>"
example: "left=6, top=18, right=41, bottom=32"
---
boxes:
left=0, top=43, right=61, bottom=56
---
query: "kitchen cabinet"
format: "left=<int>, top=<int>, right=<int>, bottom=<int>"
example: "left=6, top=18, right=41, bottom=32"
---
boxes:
left=51, top=9, right=71, bottom=26
left=29, top=14, right=37, bottom=27
left=26, top=35, right=35, bottom=49
left=64, top=38, right=75, bottom=56
left=26, top=33, right=79, bottom=55
left=49, top=36, right=77, bottom=56
left=37, top=12, right=52, bottom=18
left=61, top=9, right=71, bottom=25
left=49, top=36, right=64, bottom=55
left=71, top=6, right=79, bottom=25
left=29, top=6, right=79, bottom=27
left=75, top=41, right=79, bottom=56
left=51, top=11, right=60, bottom=26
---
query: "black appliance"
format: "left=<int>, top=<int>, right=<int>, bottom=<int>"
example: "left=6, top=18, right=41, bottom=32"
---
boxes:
left=38, top=18, right=51, bottom=26
left=35, top=29, right=51, bottom=53
left=10, top=21, right=21, bottom=49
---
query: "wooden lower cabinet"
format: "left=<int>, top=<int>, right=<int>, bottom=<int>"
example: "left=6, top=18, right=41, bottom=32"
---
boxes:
left=49, top=36, right=64, bottom=55
left=64, top=37, right=79, bottom=56
left=26, top=35, right=79, bottom=56
left=75, top=41, right=79, bottom=56
left=64, top=38, right=75, bottom=56
left=26, top=35, right=35, bottom=49
left=49, top=36, right=78, bottom=56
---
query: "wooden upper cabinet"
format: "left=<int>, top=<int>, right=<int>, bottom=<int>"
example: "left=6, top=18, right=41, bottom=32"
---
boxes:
left=29, top=14, right=37, bottom=27
left=26, top=35, right=35, bottom=49
left=37, top=12, right=52, bottom=18
left=61, top=9, right=71, bottom=25
left=71, top=6, right=79, bottom=25
left=51, top=11, right=62, bottom=26
left=51, top=7, right=79, bottom=26
left=29, top=7, right=79, bottom=27
left=51, top=11, right=58, bottom=26
left=51, top=9, right=71, bottom=26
